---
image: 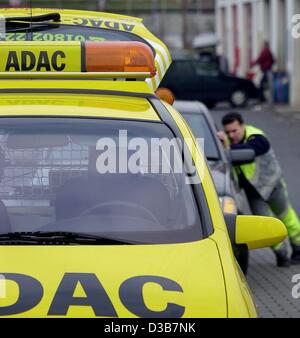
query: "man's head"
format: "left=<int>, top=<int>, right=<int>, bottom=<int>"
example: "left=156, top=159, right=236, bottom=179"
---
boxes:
left=222, top=112, right=245, bottom=144
left=263, top=40, right=270, bottom=49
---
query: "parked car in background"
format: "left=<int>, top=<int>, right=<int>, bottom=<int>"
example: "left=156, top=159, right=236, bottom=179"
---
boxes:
left=174, top=100, right=254, bottom=274
left=161, top=56, right=259, bottom=108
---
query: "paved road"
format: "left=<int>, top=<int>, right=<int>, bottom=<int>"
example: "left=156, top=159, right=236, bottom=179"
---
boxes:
left=212, top=104, right=300, bottom=318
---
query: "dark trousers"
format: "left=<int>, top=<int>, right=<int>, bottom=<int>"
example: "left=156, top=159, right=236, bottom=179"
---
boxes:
left=259, top=71, right=271, bottom=102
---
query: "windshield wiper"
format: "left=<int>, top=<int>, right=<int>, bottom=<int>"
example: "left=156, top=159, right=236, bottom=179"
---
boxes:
left=0, top=232, right=136, bottom=245
left=5, top=22, right=60, bottom=33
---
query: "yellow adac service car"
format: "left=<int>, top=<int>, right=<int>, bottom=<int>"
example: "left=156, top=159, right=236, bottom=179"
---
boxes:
left=0, top=10, right=287, bottom=318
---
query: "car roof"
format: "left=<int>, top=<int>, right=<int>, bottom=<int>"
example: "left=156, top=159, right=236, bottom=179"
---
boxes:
left=174, top=100, right=227, bottom=162
left=174, top=100, right=210, bottom=118
left=173, top=100, right=221, bottom=140
left=0, top=8, right=171, bottom=91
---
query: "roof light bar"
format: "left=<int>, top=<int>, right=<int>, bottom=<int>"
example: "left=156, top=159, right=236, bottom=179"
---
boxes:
left=0, top=41, right=156, bottom=79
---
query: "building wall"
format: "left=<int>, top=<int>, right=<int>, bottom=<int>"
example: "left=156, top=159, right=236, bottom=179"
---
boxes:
left=216, top=0, right=300, bottom=107
left=142, top=12, right=215, bottom=49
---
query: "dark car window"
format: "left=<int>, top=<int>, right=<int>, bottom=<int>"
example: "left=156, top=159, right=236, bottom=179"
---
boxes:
left=0, top=118, right=202, bottom=244
left=181, top=113, right=220, bottom=160
left=167, top=61, right=195, bottom=79
left=191, top=61, right=219, bottom=77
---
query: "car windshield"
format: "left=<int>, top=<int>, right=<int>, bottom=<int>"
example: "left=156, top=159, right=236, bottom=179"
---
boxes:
left=181, top=113, right=220, bottom=160
left=0, top=118, right=202, bottom=244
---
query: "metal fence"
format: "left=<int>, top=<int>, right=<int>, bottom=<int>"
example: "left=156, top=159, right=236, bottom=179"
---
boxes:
left=0, top=137, right=89, bottom=202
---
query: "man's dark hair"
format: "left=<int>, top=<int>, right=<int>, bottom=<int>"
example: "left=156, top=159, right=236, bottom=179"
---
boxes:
left=222, top=112, right=244, bottom=126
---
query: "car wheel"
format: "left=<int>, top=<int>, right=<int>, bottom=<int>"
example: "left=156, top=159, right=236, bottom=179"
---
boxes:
left=235, top=245, right=249, bottom=275
left=230, top=89, right=248, bottom=107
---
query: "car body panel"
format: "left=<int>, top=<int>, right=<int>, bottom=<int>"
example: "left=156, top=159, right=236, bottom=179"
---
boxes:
left=0, top=239, right=227, bottom=318
left=0, top=79, right=153, bottom=95
left=209, top=229, right=257, bottom=317
left=171, top=101, right=251, bottom=274
left=0, top=81, right=160, bottom=121
left=0, top=95, right=159, bottom=121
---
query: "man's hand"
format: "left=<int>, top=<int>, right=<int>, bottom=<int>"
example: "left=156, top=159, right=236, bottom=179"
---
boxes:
left=217, top=131, right=229, bottom=148
left=217, top=131, right=226, bottom=142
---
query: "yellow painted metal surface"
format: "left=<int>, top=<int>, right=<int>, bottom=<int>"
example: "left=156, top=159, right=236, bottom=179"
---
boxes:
left=0, top=79, right=153, bottom=93
left=0, top=41, right=81, bottom=73
left=161, top=101, right=258, bottom=318
left=0, top=93, right=160, bottom=121
left=236, top=216, right=287, bottom=250
left=0, top=240, right=227, bottom=318
left=0, top=79, right=158, bottom=121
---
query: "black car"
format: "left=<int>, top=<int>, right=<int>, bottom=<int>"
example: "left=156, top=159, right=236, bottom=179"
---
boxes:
left=174, top=100, right=254, bottom=273
left=161, top=58, right=259, bottom=108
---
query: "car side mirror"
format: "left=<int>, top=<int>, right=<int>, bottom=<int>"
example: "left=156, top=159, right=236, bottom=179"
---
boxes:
left=225, top=214, right=287, bottom=250
left=229, top=148, right=255, bottom=165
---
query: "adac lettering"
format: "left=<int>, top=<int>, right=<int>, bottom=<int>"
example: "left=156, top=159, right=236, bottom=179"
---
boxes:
left=5, top=50, right=66, bottom=72
left=71, top=17, right=135, bottom=32
left=0, top=273, right=185, bottom=317
left=0, top=274, right=43, bottom=316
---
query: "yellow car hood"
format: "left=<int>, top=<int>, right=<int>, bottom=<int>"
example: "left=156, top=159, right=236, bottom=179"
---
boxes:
left=0, top=239, right=227, bottom=318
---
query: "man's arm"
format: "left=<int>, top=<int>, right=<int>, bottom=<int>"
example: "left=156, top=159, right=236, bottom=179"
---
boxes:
left=251, top=48, right=267, bottom=67
left=231, top=134, right=270, bottom=156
